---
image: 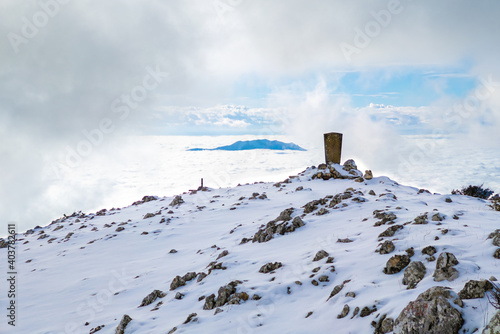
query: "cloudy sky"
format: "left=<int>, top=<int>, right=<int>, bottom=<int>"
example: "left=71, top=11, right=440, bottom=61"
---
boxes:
left=1, top=0, right=500, bottom=232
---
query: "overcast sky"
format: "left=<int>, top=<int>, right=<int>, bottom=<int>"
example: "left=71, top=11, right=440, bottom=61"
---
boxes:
left=1, top=0, right=500, bottom=232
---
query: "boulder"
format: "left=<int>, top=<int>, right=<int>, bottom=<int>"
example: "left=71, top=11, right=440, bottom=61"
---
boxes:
left=483, top=311, right=500, bottom=334
left=433, top=252, right=459, bottom=282
left=422, top=246, right=437, bottom=256
left=139, top=290, right=166, bottom=307
left=373, top=314, right=394, bottom=334
left=169, top=195, right=184, bottom=206
left=394, top=286, right=464, bottom=334
left=170, top=276, right=186, bottom=290
left=378, top=240, right=395, bottom=255
left=343, top=159, right=358, bottom=171
left=364, top=170, right=373, bottom=180
left=313, top=250, right=330, bottom=262
left=383, top=255, right=410, bottom=274
left=378, top=225, right=404, bottom=238
left=115, top=314, right=132, bottom=334
left=259, top=262, right=283, bottom=273
left=458, top=280, right=493, bottom=299
left=402, top=261, right=426, bottom=289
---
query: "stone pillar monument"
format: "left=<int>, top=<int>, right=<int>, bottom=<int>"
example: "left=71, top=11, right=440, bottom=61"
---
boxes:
left=324, top=132, right=343, bottom=165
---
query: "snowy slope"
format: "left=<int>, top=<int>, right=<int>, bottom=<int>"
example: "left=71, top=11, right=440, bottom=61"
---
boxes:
left=2, top=162, right=499, bottom=334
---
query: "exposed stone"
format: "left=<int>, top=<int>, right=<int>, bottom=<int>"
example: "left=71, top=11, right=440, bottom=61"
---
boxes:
left=313, top=250, right=330, bottom=262
left=360, top=305, right=377, bottom=317
left=369, top=190, right=376, bottom=196
left=311, top=280, right=319, bottom=286
left=337, top=304, right=350, bottom=319
left=183, top=313, right=197, bottom=324
left=303, top=198, right=328, bottom=213
left=343, top=159, right=358, bottom=171
left=337, top=238, right=353, bottom=243
left=139, top=290, right=166, bottom=307
left=175, top=292, right=184, bottom=300
left=364, top=170, right=373, bottom=180
left=216, top=250, right=229, bottom=260
left=383, top=254, right=410, bottom=275
left=170, top=195, right=184, bottom=206
left=252, top=209, right=304, bottom=243
left=182, top=272, right=197, bottom=281
left=378, top=225, right=404, bottom=238
left=374, top=314, right=394, bottom=334
left=115, top=314, right=132, bottom=334
left=373, top=210, right=397, bottom=226
left=203, top=294, right=216, bottom=310
left=345, top=291, right=356, bottom=298
left=483, top=311, right=500, bottom=334
left=402, top=261, right=426, bottom=289
left=433, top=252, right=459, bottom=282
left=351, top=307, right=360, bottom=318
left=494, top=248, right=500, bottom=259
left=378, top=240, right=395, bottom=255
left=422, top=246, right=437, bottom=256
left=170, top=276, right=186, bottom=290
left=458, top=280, right=493, bottom=299
left=327, top=283, right=344, bottom=301
left=259, top=262, right=283, bottom=273
left=405, top=247, right=415, bottom=258
left=431, top=213, right=445, bottom=221
left=413, top=214, right=428, bottom=224
left=445, top=197, right=452, bottom=203
left=215, top=281, right=240, bottom=307
left=197, top=272, right=207, bottom=282
left=318, top=275, right=329, bottom=282
left=394, top=286, right=464, bottom=334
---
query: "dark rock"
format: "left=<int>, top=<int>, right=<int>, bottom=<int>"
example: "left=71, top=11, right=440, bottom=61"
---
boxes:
left=360, top=305, right=377, bottom=317
left=364, top=170, right=373, bottom=180
left=483, top=311, right=500, bottom=334
left=402, top=261, right=426, bottom=289
left=183, top=313, right=197, bottom=324
left=337, top=238, right=353, bottom=243
left=378, top=240, right=395, bottom=255
left=343, top=159, right=357, bottom=171
left=394, top=286, right=464, bottom=334
left=318, top=275, right=329, bottom=282
left=313, top=250, right=329, bottom=262
left=432, top=213, right=445, bottom=221
left=175, top=292, right=184, bottom=300
left=183, top=272, right=197, bottom=281
left=316, top=208, right=329, bottom=215
left=259, top=262, right=283, bottom=273
left=311, top=280, right=319, bottom=286
left=197, top=272, right=207, bottom=282
left=494, top=248, right=500, bottom=259
left=413, top=214, right=428, bottom=224
left=252, top=210, right=304, bottom=243
left=422, top=246, right=437, bottom=256
left=383, top=255, right=410, bottom=274
left=337, top=305, right=350, bottom=319
left=378, top=225, right=403, bottom=238
left=139, top=290, right=166, bottom=307
left=351, top=307, right=360, bottom=318
left=327, top=283, right=344, bottom=301
left=115, top=314, right=132, bottom=334
left=458, top=280, right=493, bottom=299
left=170, top=195, right=184, bottom=206
left=216, top=250, right=229, bottom=260
left=405, top=247, right=414, bottom=257
left=203, top=294, right=216, bottom=310
left=373, top=210, right=397, bottom=226
left=374, top=314, right=394, bottom=334
left=215, top=281, right=239, bottom=307
left=433, top=252, right=459, bottom=282
left=169, top=249, right=178, bottom=253
left=170, top=276, right=186, bottom=290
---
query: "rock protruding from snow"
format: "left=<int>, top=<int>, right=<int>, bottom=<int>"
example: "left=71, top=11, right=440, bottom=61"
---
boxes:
left=458, top=280, right=493, bottom=299
left=402, top=261, right=426, bottom=289
left=433, top=252, right=459, bottom=282
left=373, top=314, right=394, bottom=334
left=170, top=195, right=184, bottom=206
left=115, top=314, right=132, bottom=334
left=259, top=262, right=283, bottom=273
left=364, top=170, right=373, bottom=180
left=378, top=240, right=395, bottom=255
left=139, top=290, right=167, bottom=307
left=383, top=255, right=410, bottom=274
left=343, top=159, right=358, bottom=171
left=378, top=225, right=403, bottom=238
left=483, top=311, right=500, bottom=334
left=251, top=208, right=305, bottom=243
left=394, top=286, right=464, bottom=334
left=203, top=281, right=248, bottom=310
left=313, top=250, right=330, bottom=262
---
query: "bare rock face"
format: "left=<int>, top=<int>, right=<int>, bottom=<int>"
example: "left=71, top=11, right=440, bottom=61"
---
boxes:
left=313, top=250, right=330, bottom=262
left=378, top=240, right=395, bottom=255
left=169, top=195, right=184, bottom=206
left=259, top=262, right=283, bottom=273
left=433, top=252, right=459, bottom=282
left=458, top=280, right=493, bottom=299
left=402, top=261, right=426, bottom=289
left=115, top=314, right=132, bottom=334
left=483, top=311, right=500, bottom=334
left=383, top=255, right=410, bottom=275
left=139, top=290, right=166, bottom=307
left=394, top=286, right=464, bottom=334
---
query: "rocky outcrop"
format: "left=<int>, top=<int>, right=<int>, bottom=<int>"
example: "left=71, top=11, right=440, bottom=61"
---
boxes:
left=203, top=281, right=248, bottom=310
left=115, top=314, right=132, bottom=334
left=251, top=208, right=305, bottom=243
left=313, top=250, right=330, bottom=262
left=483, top=311, right=500, bottom=334
left=394, top=287, right=464, bottom=334
left=170, top=195, right=184, bottom=206
left=458, top=280, right=493, bottom=299
left=378, top=225, right=403, bottom=238
left=373, top=314, right=394, bottom=334
left=383, top=255, right=410, bottom=274
left=402, top=261, right=426, bottom=289
left=433, top=252, right=459, bottom=282
left=378, top=240, right=395, bottom=255
left=170, top=272, right=198, bottom=290
left=373, top=210, right=397, bottom=226
left=139, top=290, right=166, bottom=307
left=259, top=262, right=283, bottom=273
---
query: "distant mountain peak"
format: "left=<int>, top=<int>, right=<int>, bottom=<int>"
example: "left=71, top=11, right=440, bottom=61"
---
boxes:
left=187, top=139, right=307, bottom=151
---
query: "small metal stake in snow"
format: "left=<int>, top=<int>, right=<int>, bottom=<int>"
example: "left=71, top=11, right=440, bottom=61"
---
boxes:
left=201, top=178, right=204, bottom=188
left=324, top=132, right=343, bottom=165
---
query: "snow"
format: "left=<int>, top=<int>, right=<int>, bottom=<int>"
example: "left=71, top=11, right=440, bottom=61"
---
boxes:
left=2, top=163, right=499, bottom=333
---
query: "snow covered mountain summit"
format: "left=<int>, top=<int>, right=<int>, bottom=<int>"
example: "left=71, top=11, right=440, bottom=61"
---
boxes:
left=2, top=160, right=500, bottom=334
